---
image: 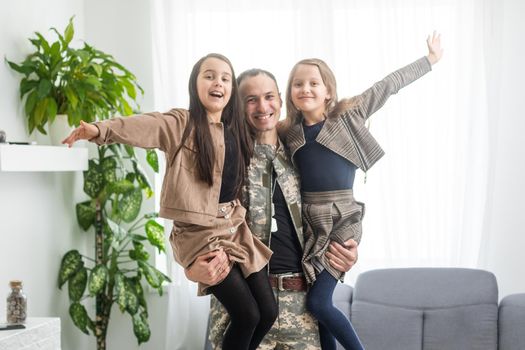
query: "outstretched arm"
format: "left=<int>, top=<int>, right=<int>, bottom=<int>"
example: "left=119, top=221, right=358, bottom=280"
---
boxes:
left=62, top=120, right=99, bottom=147
left=426, top=31, right=443, bottom=65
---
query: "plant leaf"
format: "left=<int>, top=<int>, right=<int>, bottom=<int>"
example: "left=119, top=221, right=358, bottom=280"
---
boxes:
left=124, top=145, right=135, bottom=157
left=58, top=250, right=83, bottom=289
left=36, top=79, right=52, bottom=99
left=83, top=160, right=104, bottom=198
left=69, top=302, right=89, bottom=334
left=101, top=156, right=117, bottom=184
left=132, top=311, right=151, bottom=344
left=145, top=220, right=165, bottom=253
left=68, top=267, right=87, bottom=302
left=129, top=241, right=150, bottom=261
left=76, top=201, right=96, bottom=231
left=106, top=218, right=128, bottom=242
left=118, top=188, right=142, bottom=223
left=146, top=150, right=159, bottom=173
left=88, top=264, right=108, bottom=296
left=108, top=179, right=134, bottom=194
left=64, top=17, right=75, bottom=45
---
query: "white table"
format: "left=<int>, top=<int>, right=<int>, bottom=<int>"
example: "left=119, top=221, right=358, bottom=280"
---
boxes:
left=0, top=318, right=60, bottom=350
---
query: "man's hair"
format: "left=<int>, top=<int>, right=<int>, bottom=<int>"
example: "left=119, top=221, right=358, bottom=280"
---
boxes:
left=237, top=68, right=280, bottom=93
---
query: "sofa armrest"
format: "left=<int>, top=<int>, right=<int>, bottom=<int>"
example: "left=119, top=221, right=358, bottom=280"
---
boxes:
left=333, top=283, right=353, bottom=319
left=499, top=293, right=525, bottom=350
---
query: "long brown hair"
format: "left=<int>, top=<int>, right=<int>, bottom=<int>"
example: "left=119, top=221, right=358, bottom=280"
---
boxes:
left=177, top=53, right=253, bottom=196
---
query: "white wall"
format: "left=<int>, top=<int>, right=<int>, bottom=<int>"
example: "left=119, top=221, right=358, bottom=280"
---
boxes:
left=480, top=0, right=525, bottom=299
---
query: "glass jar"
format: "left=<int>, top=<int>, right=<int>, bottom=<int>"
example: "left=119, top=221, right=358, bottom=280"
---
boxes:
left=6, top=280, right=27, bottom=324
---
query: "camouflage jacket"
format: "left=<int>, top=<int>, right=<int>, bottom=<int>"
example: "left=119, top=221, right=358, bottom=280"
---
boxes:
left=243, top=138, right=305, bottom=249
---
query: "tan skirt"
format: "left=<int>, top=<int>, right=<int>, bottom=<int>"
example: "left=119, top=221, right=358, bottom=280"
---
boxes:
left=169, top=199, right=273, bottom=295
left=301, top=189, right=365, bottom=285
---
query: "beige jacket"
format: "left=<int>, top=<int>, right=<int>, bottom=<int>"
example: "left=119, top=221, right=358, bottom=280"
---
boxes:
left=94, top=108, right=227, bottom=225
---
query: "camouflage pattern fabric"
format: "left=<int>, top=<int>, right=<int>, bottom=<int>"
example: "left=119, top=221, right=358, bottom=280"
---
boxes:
left=209, top=140, right=320, bottom=349
left=208, top=289, right=321, bottom=350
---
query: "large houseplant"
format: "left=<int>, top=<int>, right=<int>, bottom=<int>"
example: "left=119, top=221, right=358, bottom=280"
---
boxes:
left=58, top=144, right=170, bottom=349
left=5, top=17, right=142, bottom=135
left=7, top=17, right=169, bottom=349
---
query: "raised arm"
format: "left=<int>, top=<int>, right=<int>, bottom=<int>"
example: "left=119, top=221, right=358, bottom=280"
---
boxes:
left=347, top=32, right=443, bottom=120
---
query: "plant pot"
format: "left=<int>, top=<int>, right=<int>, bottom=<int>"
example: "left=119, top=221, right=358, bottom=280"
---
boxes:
left=48, top=114, right=74, bottom=146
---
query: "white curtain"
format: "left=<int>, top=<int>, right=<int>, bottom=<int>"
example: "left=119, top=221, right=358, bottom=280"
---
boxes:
left=150, top=0, right=492, bottom=348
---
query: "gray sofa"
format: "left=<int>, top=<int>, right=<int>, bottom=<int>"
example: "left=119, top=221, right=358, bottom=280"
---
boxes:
left=205, top=268, right=525, bottom=349
left=333, top=268, right=525, bottom=350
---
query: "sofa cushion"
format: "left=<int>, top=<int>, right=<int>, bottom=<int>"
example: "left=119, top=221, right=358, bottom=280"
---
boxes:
left=351, top=268, right=499, bottom=350
left=423, top=304, right=498, bottom=349
left=352, top=301, right=423, bottom=350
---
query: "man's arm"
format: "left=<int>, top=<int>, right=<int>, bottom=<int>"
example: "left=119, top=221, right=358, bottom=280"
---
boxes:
left=326, top=239, right=358, bottom=272
left=184, top=249, right=231, bottom=285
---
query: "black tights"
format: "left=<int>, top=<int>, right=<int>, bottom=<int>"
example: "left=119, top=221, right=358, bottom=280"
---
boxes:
left=208, top=265, right=278, bottom=350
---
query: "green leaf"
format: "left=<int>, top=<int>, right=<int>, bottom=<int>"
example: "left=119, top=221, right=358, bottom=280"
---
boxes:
left=115, top=274, right=139, bottom=315
left=76, top=201, right=96, bottom=231
left=132, top=160, right=153, bottom=197
left=46, top=98, right=58, bottom=124
left=6, top=59, right=33, bottom=75
left=69, top=302, right=89, bottom=334
left=145, top=220, right=165, bottom=253
left=129, top=277, right=147, bottom=309
left=146, top=150, right=159, bottom=173
left=139, top=262, right=170, bottom=293
left=83, top=160, right=104, bottom=198
left=88, top=264, right=108, bottom=296
left=132, top=311, right=151, bottom=344
left=124, top=145, right=135, bottom=157
left=115, top=273, right=127, bottom=312
left=64, top=17, right=75, bottom=45
left=108, top=179, right=135, bottom=194
left=129, top=241, right=150, bottom=261
left=118, top=188, right=142, bottom=223
left=106, top=218, right=128, bottom=242
left=101, top=156, right=117, bottom=183
left=33, top=98, right=49, bottom=128
left=68, top=267, right=87, bottom=302
left=58, top=250, right=83, bottom=289
left=36, top=79, right=52, bottom=99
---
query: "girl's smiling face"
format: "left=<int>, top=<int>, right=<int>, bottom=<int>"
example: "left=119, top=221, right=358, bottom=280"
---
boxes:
left=197, top=57, right=233, bottom=121
left=290, top=64, right=331, bottom=122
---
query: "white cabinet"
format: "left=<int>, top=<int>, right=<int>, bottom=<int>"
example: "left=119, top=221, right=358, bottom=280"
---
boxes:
left=0, top=145, right=88, bottom=172
left=0, top=318, right=61, bottom=350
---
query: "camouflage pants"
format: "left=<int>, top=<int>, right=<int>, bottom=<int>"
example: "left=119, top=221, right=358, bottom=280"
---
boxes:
left=208, top=285, right=321, bottom=350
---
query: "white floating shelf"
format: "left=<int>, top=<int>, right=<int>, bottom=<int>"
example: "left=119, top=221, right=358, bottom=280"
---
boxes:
left=0, top=144, right=88, bottom=172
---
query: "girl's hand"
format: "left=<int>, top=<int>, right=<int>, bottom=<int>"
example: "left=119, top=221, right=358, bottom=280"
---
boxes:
left=184, top=248, right=231, bottom=285
left=426, top=31, right=443, bottom=65
left=62, top=120, right=99, bottom=147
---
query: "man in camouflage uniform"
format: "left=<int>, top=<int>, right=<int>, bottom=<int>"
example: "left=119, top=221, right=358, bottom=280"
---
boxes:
left=185, top=69, right=358, bottom=349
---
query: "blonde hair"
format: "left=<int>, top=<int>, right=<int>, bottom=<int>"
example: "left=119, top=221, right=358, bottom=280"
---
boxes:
left=280, top=58, right=357, bottom=138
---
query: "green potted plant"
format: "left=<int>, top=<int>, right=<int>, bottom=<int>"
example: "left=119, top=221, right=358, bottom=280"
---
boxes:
left=58, top=144, right=170, bottom=349
left=7, top=17, right=169, bottom=349
left=5, top=17, right=142, bottom=142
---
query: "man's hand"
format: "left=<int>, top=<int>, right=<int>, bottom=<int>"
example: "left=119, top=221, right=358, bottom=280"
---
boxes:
left=62, top=120, right=99, bottom=147
left=184, top=248, right=231, bottom=285
left=326, top=239, right=358, bottom=273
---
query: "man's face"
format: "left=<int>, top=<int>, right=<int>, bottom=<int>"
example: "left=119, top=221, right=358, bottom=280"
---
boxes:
left=239, top=74, right=282, bottom=132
